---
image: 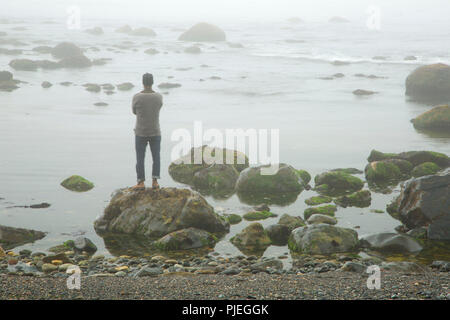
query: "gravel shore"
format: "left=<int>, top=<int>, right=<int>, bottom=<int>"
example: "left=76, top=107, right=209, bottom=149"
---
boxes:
left=1, top=271, right=449, bottom=300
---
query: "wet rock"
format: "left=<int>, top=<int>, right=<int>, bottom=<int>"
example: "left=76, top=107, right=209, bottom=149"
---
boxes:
left=265, top=224, right=290, bottom=245
left=32, top=45, right=52, bottom=54
left=334, top=190, right=371, bottom=208
left=353, top=89, right=377, bottom=96
left=42, top=253, right=71, bottom=264
left=0, top=70, right=13, bottom=82
left=116, top=82, right=134, bottom=91
left=130, top=27, right=156, bottom=37
left=83, top=83, right=101, bottom=92
left=305, top=195, right=332, bottom=205
left=60, top=175, right=94, bottom=192
left=9, top=59, right=38, bottom=71
left=277, top=214, right=305, bottom=231
left=304, top=205, right=337, bottom=220
left=184, top=46, right=201, bottom=54
left=250, top=259, right=283, bottom=272
left=228, top=42, right=244, bottom=48
left=134, top=266, right=163, bottom=277
left=243, top=211, right=277, bottom=221
left=430, top=261, right=450, bottom=272
left=144, top=48, right=159, bottom=55
left=360, top=233, right=422, bottom=253
left=85, top=27, right=104, bottom=35
left=115, top=25, right=133, bottom=33
left=307, top=214, right=337, bottom=225
left=0, top=225, right=46, bottom=250
left=289, top=224, right=358, bottom=255
left=94, top=102, right=108, bottom=106
left=74, top=237, right=97, bottom=254
left=222, top=214, right=242, bottom=225
left=386, top=168, right=450, bottom=240
left=411, top=162, right=441, bottom=177
left=405, top=63, right=450, bottom=104
left=41, top=81, right=52, bottom=88
left=341, top=261, right=366, bottom=273
left=365, top=159, right=413, bottom=186
left=236, top=164, right=307, bottom=203
left=230, top=223, right=271, bottom=255
left=0, top=70, right=19, bottom=92
left=157, top=82, right=181, bottom=89
left=314, top=170, right=364, bottom=196
left=58, top=55, right=92, bottom=68
left=287, top=17, right=303, bottom=24
left=404, top=55, right=417, bottom=61
left=154, top=227, right=217, bottom=250
left=42, top=263, right=58, bottom=273
left=0, top=48, right=22, bottom=55
left=192, top=163, right=239, bottom=197
left=178, top=22, right=226, bottom=42
left=94, top=187, right=229, bottom=238
left=367, top=149, right=450, bottom=168
left=411, top=105, right=450, bottom=133
left=51, top=42, right=83, bottom=59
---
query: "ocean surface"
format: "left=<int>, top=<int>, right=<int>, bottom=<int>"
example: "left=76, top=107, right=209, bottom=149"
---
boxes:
left=1, top=13, right=449, bottom=265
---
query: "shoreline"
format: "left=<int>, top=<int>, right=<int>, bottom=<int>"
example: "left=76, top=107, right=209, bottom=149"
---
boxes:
left=1, top=271, right=449, bottom=300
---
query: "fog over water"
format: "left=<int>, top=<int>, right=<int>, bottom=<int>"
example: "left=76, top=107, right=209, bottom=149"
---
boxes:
left=0, top=0, right=449, bottom=263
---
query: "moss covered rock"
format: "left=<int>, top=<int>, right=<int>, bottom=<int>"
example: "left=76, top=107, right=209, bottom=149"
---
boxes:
left=288, top=224, right=358, bottom=255
left=367, top=149, right=450, bottom=168
left=405, top=63, right=450, bottom=104
left=60, top=175, right=94, bottom=192
left=192, top=163, right=239, bottom=198
left=277, top=213, right=305, bottom=231
left=0, top=225, right=46, bottom=250
left=236, top=164, right=306, bottom=204
left=305, top=195, right=332, bottom=206
left=314, top=171, right=364, bottom=196
left=243, top=210, right=277, bottom=221
left=230, top=223, right=271, bottom=255
left=306, top=214, right=337, bottom=225
left=411, top=105, right=450, bottom=133
left=304, top=205, right=337, bottom=220
left=411, top=162, right=441, bottom=177
left=223, top=214, right=242, bottom=225
left=334, top=190, right=371, bottom=208
left=154, top=227, right=217, bottom=250
left=265, top=224, right=291, bottom=245
left=365, top=159, right=413, bottom=185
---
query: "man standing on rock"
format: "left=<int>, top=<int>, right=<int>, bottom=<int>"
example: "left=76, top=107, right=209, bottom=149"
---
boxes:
left=131, top=73, right=163, bottom=190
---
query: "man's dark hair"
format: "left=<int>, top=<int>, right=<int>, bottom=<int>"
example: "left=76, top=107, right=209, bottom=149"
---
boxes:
left=143, top=73, right=153, bottom=87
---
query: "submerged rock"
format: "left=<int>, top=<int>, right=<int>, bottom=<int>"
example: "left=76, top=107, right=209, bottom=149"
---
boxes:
left=243, top=210, right=277, bottom=221
left=386, top=168, right=450, bottom=240
left=411, top=105, right=450, bottom=133
left=154, top=227, right=217, bottom=250
left=314, top=170, right=364, bottom=196
left=58, top=54, right=92, bottom=68
left=305, top=195, right=332, bottom=205
left=0, top=70, right=19, bottom=92
left=116, top=82, right=134, bottom=91
left=158, top=82, right=181, bottom=89
left=367, top=149, right=449, bottom=168
left=60, top=175, right=94, bottom=192
left=277, top=213, right=305, bottom=231
left=130, top=27, right=156, bottom=37
left=360, top=233, right=422, bottom=253
left=94, top=188, right=229, bottom=239
left=289, top=224, right=358, bottom=255
left=9, top=59, right=38, bottom=71
left=334, top=190, right=371, bottom=208
left=405, top=63, right=450, bottom=104
left=184, top=46, right=201, bottom=54
left=178, top=22, right=226, bottom=42
left=353, top=89, right=377, bottom=96
left=41, top=81, right=52, bottom=88
left=304, top=205, right=337, bottom=220
left=85, top=27, right=104, bottom=35
left=0, top=225, right=46, bottom=250
left=51, top=42, right=83, bottom=59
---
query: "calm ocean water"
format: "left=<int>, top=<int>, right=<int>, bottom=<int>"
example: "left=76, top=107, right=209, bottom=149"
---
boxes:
left=1, top=9, right=449, bottom=264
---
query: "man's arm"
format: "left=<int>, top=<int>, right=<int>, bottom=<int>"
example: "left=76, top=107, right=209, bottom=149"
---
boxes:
left=132, top=94, right=138, bottom=114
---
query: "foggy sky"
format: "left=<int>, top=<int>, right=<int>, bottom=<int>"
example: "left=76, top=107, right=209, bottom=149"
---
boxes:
left=2, top=0, right=450, bottom=24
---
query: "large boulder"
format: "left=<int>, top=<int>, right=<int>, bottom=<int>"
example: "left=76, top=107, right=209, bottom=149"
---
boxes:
left=386, top=168, right=450, bottom=240
left=277, top=213, right=305, bottom=231
left=178, top=23, right=226, bottom=42
left=230, top=223, right=271, bottom=255
left=411, top=105, right=450, bottom=133
left=314, top=171, right=364, bottom=196
left=60, top=175, right=94, bottom=192
left=288, top=224, right=358, bottom=255
left=236, top=164, right=307, bottom=205
left=51, top=42, right=84, bottom=59
left=364, top=159, right=413, bottom=186
left=0, top=70, right=19, bottom=92
left=169, top=146, right=248, bottom=189
left=360, top=233, right=422, bottom=253
left=367, top=149, right=450, bottom=168
left=154, top=227, right=217, bottom=250
left=0, top=225, right=46, bottom=250
left=405, top=63, right=450, bottom=104
left=265, top=224, right=291, bottom=245
left=94, top=188, right=229, bottom=238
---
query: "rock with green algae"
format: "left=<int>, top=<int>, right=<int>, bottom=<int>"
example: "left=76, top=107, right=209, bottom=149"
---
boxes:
left=192, top=163, right=239, bottom=198
left=277, top=213, right=305, bottom=231
left=265, top=224, right=291, bottom=245
left=411, top=105, right=450, bottom=133
left=304, top=205, right=337, bottom=220
left=334, top=190, right=371, bottom=208
left=0, top=225, right=47, bottom=250
left=154, top=227, right=217, bottom=250
left=288, top=224, right=359, bottom=255
left=305, top=195, right=332, bottom=205
left=94, top=187, right=229, bottom=239
left=364, top=159, right=413, bottom=186
left=60, top=175, right=94, bottom=192
left=243, top=210, right=277, bottom=221
left=405, top=63, right=450, bottom=104
left=306, top=214, right=337, bottom=225
left=367, top=149, right=449, bottom=168
left=230, top=223, right=271, bottom=255
left=411, top=162, right=441, bottom=177
left=314, top=171, right=364, bottom=196
left=222, top=214, right=242, bottom=225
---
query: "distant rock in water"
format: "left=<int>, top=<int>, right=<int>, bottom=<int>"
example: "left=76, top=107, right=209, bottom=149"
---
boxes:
left=115, top=25, right=133, bottom=33
left=411, top=105, right=450, bottom=133
left=32, top=45, right=53, bottom=54
left=158, top=82, right=181, bottom=89
left=353, top=89, right=377, bottom=96
left=51, top=42, right=83, bottom=59
left=329, top=16, right=350, bottom=23
left=386, top=168, right=450, bottom=240
left=144, top=48, right=159, bottom=55
left=404, top=55, right=417, bottom=61
left=9, top=59, right=38, bottom=71
left=85, top=27, right=104, bottom=35
left=116, top=82, right=134, bottom=91
left=0, top=225, right=46, bottom=250
left=130, top=27, right=156, bottom=37
left=287, top=17, right=304, bottom=24
left=178, top=22, right=226, bottom=42
left=367, top=149, right=450, bottom=168
left=0, top=70, right=19, bottom=92
left=184, top=45, right=201, bottom=54
left=314, top=170, right=364, bottom=196
left=58, top=55, right=92, bottom=68
left=60, top=175, right=94, bottom=192
left=405, top=63, right=450, bottom=104
left=94, top=188, right=229, bottom=251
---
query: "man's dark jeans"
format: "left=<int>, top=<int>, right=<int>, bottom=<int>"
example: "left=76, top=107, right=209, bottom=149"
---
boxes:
left=135, top=135, right=161, bottom=183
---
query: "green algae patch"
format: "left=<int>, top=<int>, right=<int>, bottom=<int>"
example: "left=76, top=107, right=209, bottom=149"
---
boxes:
left=223, top=214, right=242, bottom=225
left=295, top=169, right=311, bottom=185
left=305, top=195, right=332, bottom=206
left=314, top=171, right=364, bottom=196
left=411, top=162, right=440, bottom=177
left=60, top=175, right=94, bottom=192
left=304, top=205, right=337, bottom=220
left=243, top=210, right=278, bottom=221
left=334, top=190, right=371, bottom=208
